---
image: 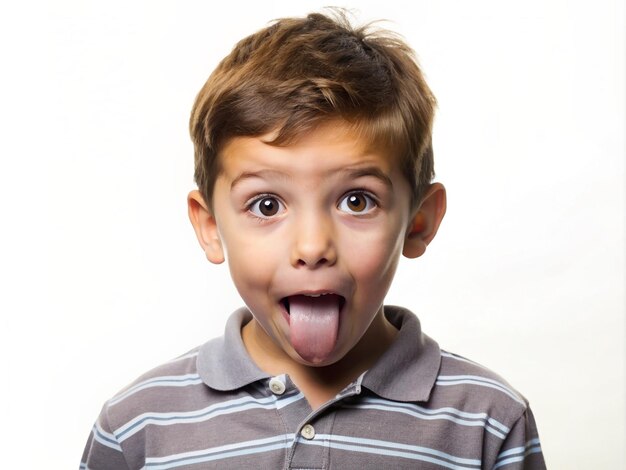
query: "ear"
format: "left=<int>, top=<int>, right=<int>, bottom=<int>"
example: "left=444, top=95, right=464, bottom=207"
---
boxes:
left=403, top=183, right=447, bottom=259
left=187, top=190, right=225, bottom=264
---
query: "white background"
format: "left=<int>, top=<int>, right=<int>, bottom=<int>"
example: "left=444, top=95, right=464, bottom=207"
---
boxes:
left=0, top=1, right=623, bottom=468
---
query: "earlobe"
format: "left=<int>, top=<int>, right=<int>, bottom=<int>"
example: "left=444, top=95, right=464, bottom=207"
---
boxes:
left=403, top=183, right=447, bottom=259
left=187, top=190, right=225, bottom=264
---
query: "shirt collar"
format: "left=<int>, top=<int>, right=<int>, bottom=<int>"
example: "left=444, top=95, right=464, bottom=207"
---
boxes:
left=197, top=307, right=270, bottom=391
left=197, top=306, right=441, bottom=402
left=361, top=305, right=441, bottom=403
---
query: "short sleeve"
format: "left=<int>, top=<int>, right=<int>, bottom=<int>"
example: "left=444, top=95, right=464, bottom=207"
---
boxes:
left=492, top=407, right=547, bottom=469
left=79, top=403, right=130, bottom=470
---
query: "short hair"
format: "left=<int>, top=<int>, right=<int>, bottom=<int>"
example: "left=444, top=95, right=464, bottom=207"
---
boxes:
left=190, top=9, right=436, bottom=209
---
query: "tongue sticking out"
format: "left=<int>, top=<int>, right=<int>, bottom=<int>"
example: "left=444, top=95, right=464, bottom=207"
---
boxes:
left=288, top=294, right=341, bottom=364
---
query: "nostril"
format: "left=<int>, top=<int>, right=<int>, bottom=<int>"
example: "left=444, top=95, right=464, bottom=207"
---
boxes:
left=291, top=234, right=337, bottom=268
left=297, top=257, right=328, bottom=267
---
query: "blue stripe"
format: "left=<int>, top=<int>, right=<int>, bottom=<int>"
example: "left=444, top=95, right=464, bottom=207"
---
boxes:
left=115, top=391, right=303, bottom=442
left=436, top=376, right=525, bottom=405
left=93, top=424, right=122, bottom=452
left=145, top=443, right=289, bottom=469
left=142, top=435, right=294, bottom=469
left=303, top=435, right=480, bottom=470
left=496, top=437, right=541, bottom=460
left=275, top=391, right=305, bottom=409
left=344, top=401, right=507, bottom=440
left=438, top=375, right=520, bottom=397
left=312, top=434, right=480, bottom=466
left=486, top=416, right=510, bottom=434
left=109, top=374, right=203, bottom=406
left=118, top=399, right=274, bottom=440
left=358, top=396, right=510, bottom=432
left=493, top=445, right=542, bottom=469
left=494, top=437, right=542, bottom=469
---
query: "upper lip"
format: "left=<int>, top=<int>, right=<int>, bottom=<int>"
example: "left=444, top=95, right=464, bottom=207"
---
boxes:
left=276, top=276, right=352, bottom=304
left=288, top=290, right=339, bottom=297
left=279, top=289, right=348, bottom=302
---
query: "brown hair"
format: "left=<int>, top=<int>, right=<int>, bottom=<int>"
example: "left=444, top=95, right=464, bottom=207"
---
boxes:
left=190, top=9, right=436, bottom=208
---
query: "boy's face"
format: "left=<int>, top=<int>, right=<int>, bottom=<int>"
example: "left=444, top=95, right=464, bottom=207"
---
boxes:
left=189, top=122, right=445, bottom=367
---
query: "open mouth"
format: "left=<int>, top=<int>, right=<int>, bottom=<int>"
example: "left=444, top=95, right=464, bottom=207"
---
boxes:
left=281, top=293, right=346, bottom=317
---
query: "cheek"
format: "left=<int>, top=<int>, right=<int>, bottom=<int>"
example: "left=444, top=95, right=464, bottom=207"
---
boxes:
left=340, top=226, right=404, bottom=284
left=222, top=231, right=281, bottom=292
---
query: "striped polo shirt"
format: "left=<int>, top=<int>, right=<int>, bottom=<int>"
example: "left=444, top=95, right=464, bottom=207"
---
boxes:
left=80, top=306, right=546, bottom=469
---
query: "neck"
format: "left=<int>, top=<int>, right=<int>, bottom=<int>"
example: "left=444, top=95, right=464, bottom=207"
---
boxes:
left=242, top=310, right=398, bottom=409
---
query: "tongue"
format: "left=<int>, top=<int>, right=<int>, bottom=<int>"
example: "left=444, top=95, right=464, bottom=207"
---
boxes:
left=289, top=294, right=340, bottom=364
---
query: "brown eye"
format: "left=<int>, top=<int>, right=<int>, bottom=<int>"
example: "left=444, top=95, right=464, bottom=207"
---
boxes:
left=347, top=194, right=366, bottom=212
left=250, top=196, right=284, bottom=218
left=338, top=192, right=376, bottom=214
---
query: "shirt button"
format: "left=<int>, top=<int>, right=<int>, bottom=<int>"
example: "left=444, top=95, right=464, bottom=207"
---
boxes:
left=301, top=424, right=315, bottom=440
left=269, top=377, right=285, bottom=395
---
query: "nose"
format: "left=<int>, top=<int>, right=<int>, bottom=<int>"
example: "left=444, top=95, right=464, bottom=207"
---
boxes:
left=290, top=213, right=337, bottom=268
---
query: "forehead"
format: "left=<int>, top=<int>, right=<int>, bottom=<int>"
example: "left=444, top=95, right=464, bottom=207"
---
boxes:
left=218, top=121, right=400, bottom=177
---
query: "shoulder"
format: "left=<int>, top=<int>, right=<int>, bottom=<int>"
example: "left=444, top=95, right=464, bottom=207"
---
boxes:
left=101, top=347, right=206, bottom=429
left=433, top=349, right=529, bottom=426
left=111, top=347, right=202, bottom=400
left=84, top=346, right=217, bottom=469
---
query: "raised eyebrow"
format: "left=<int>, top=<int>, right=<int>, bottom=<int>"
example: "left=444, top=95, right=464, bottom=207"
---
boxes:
left=230, top=170, right=291, bottom=190
left=342, top=167, right=393, bottom=188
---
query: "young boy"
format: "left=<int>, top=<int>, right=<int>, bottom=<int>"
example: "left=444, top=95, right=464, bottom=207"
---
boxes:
left=81, top=11, right=546, bottom=470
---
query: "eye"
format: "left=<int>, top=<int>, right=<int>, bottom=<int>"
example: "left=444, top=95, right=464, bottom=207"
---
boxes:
left=248, top=196, right=285, bottom=218
left=338, top=192, right=377, bottom=214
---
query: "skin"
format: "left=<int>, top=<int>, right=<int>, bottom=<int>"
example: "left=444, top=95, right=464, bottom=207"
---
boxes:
left=188, top=122, right=446, bottom=409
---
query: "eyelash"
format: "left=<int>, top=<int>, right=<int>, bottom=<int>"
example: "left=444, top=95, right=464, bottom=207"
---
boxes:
left=337, top=190, right=379, bottom=215
left=245, top=193, right=285, bottom=220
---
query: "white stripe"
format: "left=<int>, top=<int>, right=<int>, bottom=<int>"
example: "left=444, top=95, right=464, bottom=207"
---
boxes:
left=93, top=423, right=122, bottom=452
left=115, top=392, right=304, bottom=442
left=493, top=445, right=542, bottom=469
left=304, top=434, right=480, bottom=469
left=109, top=374, right=203, bottom=406
left=438, top=375, right=522, bottom=399
left=275, top=391, right=305, bottom=409
left=116, top=396, right=275, bottom=441
left=142, top=434, right=294, bottom=469
left=495, top=438, right=541, bottom=460
left=318, top=441, right=477, bottom=470
left=437, top=375, right=525, bottom=405
left=145, top=442, right=290, bottom=469
left=440, top=351, right=487, bottom=369
left=360, top=396, right=509, bottom=427
left=486, top=416, right=510, bottom=434
left=483, top=424, right=507, bottom=440
left=344, top=400, right=507, bottom=440
left=358, top=397, right=510, bottom=433
left=314, top=434, right=480, bottom=465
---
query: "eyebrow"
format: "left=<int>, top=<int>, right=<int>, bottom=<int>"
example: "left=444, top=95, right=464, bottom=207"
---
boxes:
left=229, top=165, right=393, bottom=190
left=230, top=169, right=291, bottom=190
left=340, top=166, right=394, bottom=189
